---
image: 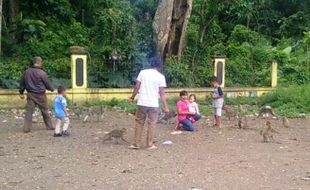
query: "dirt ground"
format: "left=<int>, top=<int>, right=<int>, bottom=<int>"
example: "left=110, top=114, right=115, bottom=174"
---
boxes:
left=0, top=108, right=310, bottom=190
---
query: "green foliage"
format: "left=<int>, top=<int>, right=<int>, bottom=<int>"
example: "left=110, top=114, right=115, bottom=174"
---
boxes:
left=163, top=57, right=194, bottom=87
left=1, top=0, right=309, bottom=89
left=258, top=85, right=310, bottom=117
left=20, top=0, right=76, bottom=23
left=0, top=59, right=29, bottom=88
left=20, top=22, right=89, bottom=59
left=224, top=26, right=274, bottom=86
left=44, top=58, right=71, bottom=88
left=15, top=16, right=46, bottom=42
left=277, top=32, right=310, bottom=85
left=229, top=25, right=268, bottom=46
left=91, top=2, right=136, bottom=60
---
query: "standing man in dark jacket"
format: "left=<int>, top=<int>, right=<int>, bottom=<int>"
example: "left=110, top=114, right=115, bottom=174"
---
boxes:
left=19, top=56, right=55, bottom=133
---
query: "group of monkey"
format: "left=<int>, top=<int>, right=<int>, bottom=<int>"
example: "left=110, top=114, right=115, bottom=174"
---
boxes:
left=225, top=105, right=290, bottom=143
left=70, top=105, right=290, bottom=144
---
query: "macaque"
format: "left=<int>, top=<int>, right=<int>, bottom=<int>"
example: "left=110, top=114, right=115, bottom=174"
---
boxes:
left=224, top=105, right=238, bottom=120
left=72, top=107, right=86, bottom=120
left=260, top=121, right=279, bottom=143
left=157, top=111, right=177, bottom=124
left=84, top=106, right=105, bottom=122
left=257, top=106, right=278, bottom=118
left=282, top=117, right=290, bottom=128
left=103, top=128, right=128, bottom=144
left=238, top=115, right=248, bottom=129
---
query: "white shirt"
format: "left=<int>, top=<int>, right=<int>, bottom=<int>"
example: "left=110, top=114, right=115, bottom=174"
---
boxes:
left=136, top=69, right=167, bottom=107
left=212, top=86, right=224, bottom=108
left=188, top=102, right=200, bottom=115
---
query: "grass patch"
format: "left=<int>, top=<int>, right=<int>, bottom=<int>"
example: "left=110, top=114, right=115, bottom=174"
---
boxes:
left=258, top=85, right=310, bottom=117
left=66, top=85, right=310, bottom=118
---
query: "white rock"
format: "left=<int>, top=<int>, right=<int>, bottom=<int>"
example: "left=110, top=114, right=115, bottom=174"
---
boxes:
left=171, top=131, right=183, bottom=135
left=162, top=140, right=173, bottom=145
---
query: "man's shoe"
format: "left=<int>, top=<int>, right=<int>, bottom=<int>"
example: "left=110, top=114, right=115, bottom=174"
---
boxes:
left=53, top=133, right=62, bottom=137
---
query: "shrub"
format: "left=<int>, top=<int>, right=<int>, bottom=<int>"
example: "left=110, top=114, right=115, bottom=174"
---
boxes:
left=0, top=59, right=29, bottom=88
left=258, top=85, right=310, bottom=117
left=163, top=56, right=194, bottom=87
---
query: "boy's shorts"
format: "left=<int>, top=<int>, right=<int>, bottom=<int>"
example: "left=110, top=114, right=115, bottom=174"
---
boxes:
left=213, top=107, right=222, bottom=116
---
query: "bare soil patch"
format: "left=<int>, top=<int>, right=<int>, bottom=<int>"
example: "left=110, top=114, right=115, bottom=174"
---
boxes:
left=0, top=109, right=310, bottom=190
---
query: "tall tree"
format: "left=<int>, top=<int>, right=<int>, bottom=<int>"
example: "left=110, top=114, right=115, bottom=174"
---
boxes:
left=0, top=0, right=2, bottom=56
left=153, top=0, right=192, bottom=60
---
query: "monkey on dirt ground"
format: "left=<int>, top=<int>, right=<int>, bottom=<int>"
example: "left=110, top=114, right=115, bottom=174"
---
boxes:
left=103, top=128, right=129, bottom=144
left=83, top=106, right=106, bottom=122
left=157, top=111, right=177, bottom=124
left=260, top=121, right=279, bottom=143
left=223, top=105, right=238, bottom=120
left=282, top=117, right=290, bottom=128
left=257, top=106, right=278, bottom=118
left=238, top=115, right=248, bottom=129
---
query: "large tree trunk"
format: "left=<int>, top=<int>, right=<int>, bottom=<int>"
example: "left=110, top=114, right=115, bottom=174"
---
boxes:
left=198, top=0, right=206, bottom=44
left=177, top=0, right=192, bottom=60
left=0, top=0, right=2, bottom=56
left=7, top=0, right=19, bottom=40
left=153, top=0, right=192, bottom=61
left=153, top=0, right=174, bottom=58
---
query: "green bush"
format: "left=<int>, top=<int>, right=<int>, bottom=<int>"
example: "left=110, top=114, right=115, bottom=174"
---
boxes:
left=259, top=85, right=310, bottom=117
left=163, top=56, right=195, bottom=87
left=0, top=59, right=29, bottom=88
left=1, top=1, right=309, bottom=89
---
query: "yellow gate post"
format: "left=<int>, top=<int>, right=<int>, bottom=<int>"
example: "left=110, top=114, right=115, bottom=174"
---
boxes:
left=271, top=61, right=278, bottom=87
left=213, top=56, right=226, bottom=87
left=69, top=46, right=88, bottom=89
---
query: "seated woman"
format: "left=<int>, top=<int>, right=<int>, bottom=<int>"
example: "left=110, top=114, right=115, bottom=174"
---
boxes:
left=176, top=90, right=201, bottom=131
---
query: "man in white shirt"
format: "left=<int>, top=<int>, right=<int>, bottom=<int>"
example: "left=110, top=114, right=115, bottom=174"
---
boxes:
left=128, top=56, right=169, bottom=150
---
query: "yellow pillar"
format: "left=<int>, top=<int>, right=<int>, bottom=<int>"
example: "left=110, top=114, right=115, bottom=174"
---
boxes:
left=213, top=56, right=226, bottom=87
left=271, top=61, right=278, bottom=87
left=70, top=46, right=88, bottom=89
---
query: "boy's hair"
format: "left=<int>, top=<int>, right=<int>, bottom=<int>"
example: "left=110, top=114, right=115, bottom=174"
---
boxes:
left=211, top=76, right=218, bottom=83
left=189, top=94, right=196, bottom=101
left=57, top=85, right=66, bottom=94
left=179, top=90, right=188, bottom=96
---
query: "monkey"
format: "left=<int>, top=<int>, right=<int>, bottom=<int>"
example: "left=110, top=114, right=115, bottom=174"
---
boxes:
left=257, top=106, right=278, bottom=118
left=72, top=107, right=87, bottom=120
left=282, top=117, right=290, bottom=128
left=102, top=128, right=128, bottom=144
left=157, top=111, right=177, bottom=124
left=83, top=106, right=106, bottom=122
left=224, top=106, right=238, bottom=120
left=238, top=114, right=248, bottom=129
left=260, top=121, right=279, bottom=143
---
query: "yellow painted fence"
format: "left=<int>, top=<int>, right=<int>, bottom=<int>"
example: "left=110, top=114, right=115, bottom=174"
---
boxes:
left=0, top=87, right=273, bottom=108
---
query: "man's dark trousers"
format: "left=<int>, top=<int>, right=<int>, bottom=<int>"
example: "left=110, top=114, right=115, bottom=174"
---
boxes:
left=24, top=92, right=53, bottom=132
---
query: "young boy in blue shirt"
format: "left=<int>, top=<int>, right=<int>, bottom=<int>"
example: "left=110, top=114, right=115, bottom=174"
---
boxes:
left=211, top=76, right=224, bottom=128
left=53, top=85, right=70, bottom=137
